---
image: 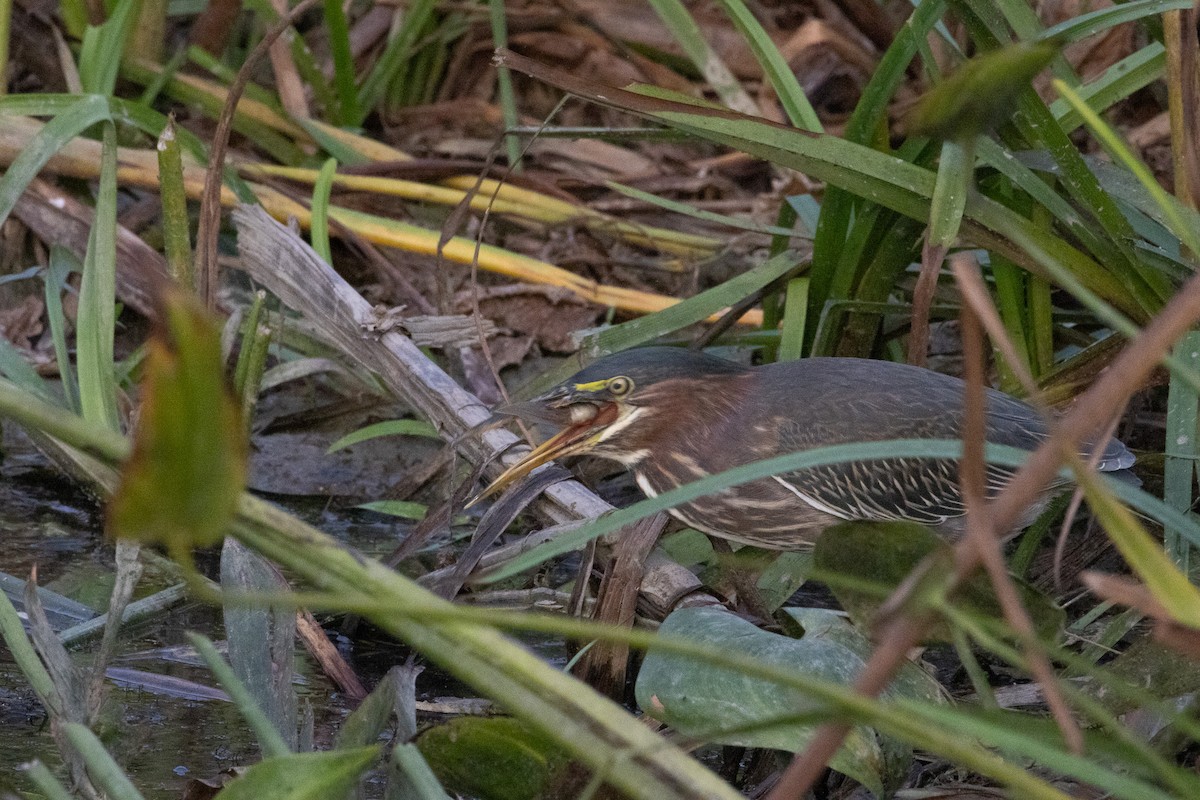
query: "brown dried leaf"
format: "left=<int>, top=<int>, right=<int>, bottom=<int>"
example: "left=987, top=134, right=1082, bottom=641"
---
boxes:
left=0, top=294, right=44, bottom=345
left=462, top=286, right=602, bottom=353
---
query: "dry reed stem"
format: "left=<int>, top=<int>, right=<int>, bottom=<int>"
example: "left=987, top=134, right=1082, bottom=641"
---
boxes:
left=195, top=0, right=323, bottom=308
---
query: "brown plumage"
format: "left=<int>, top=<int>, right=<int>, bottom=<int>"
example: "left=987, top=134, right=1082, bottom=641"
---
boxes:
left=479, top=347, right=1136, bottom=548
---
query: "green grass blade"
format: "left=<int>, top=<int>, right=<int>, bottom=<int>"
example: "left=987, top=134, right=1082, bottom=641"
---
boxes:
left=1050, top=44, right=1165, bottom=134
left=327, top=419, right=440, bottom=453
left=46, top=246, right=81, bottom=412
left=0, top=337, right=53, bottom=402
left=310, top=157, right=337, bottom=265
left=0, top=95, right=111, bottom=228
left=20, top=761, right=76, bottom=800
left=1040, top=0, right=1192, bottom=43
left=186, top=43, right=282, bottom=108
left=157, top=117, right=193, bottom=287
left=356, top=0, right=437, bottom=120
left=777, top=277, right=809, bottom=361
left=0, top=94, right=211, bottom=163
left=77, top=121, right=121, bottom=433
left=1163, top=332, right=1200, bottom=569
left=573, top=252, right=800, bottom=359
left=323, top=0, right=358, bottom=124
left=1054, top=78, right=1200, bottom=257
left=63, top=724, right=147, bottom=800
left=1027, top=272, right=1054, bottom=374
left=1077, top=467, right=1200, bottom=628
left=982, top=0, right=1077, bottom=83
left=488, top=0, right=521, bottom=168
left=928, top=139, right=972, bottom=247
left=605, top=180, right=802, bottom=236
left=976, top=137, right=1123, bottom=264
left=714, top=0, right=821, bottom=130
left=646, top=0, right=758, bottom=115
left=990, top=253, right=1034, bottom=386
left=895, top=704, right=1181, bottom=800
left=79, top=0, right=141, bottom=96
left=189, top=633, right=293, bottom=758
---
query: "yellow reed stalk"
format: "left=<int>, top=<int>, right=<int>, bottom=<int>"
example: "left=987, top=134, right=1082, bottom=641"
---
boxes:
left=0, top=116, right=759, bottom=323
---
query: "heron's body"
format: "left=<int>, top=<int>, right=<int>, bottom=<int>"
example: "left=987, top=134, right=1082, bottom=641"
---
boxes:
left=481, top=348, right=1135, bottom=549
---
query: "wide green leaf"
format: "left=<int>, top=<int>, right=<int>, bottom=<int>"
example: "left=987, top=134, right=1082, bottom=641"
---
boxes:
left=214, top=746, right=379, bottom=800
left=416, top=717, right=567, bottom=800
left=813, top=521, right=1065, bottom=641
left=636, top=606, right=943, bottom=795
left=108, top=289, right=247, bottom=548
left=906, top=39, right=1060, bottom=140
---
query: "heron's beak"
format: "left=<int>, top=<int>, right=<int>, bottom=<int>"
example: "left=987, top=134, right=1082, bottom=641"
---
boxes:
left=468, top=400, right=618, bottom=506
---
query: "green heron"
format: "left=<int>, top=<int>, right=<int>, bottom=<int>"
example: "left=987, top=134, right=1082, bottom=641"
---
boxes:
left=478, top=347, right=1135, bottom=549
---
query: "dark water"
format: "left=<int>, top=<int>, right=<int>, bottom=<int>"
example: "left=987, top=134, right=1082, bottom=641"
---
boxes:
left=0, top=424, right=567, bottom=798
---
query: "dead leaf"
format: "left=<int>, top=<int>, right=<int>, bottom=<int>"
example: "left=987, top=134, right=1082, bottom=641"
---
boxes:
left=460, top=285, right=602, bottom=353
left=0, top=294, right=44, bottom=345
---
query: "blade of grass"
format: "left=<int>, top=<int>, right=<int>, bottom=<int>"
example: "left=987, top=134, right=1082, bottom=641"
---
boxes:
left=573, top=252, right=799, bottom=358
left=0, top=0, right=8, bottom=97
left=911, top=138, right=973, bottom=364
left=777, top=277, right=809, bottom=361
left=121, top=58, right=309, bottom=165
left=1041, top=0, right=1192, bottom=43
left=20, top=761, right=76, bottom=800
left=646, top=0, right=759, bottom=115
left=604, top=180, right=803, bottom=237
left=1162, top=332, right=1200, bottom=569
left=989, top=252, right=1034, bottom=388
left=189, top=632, right=293, bottom=757
left=137, top=45, right=187, bottom=107
left=487, top=0, right=521, bottom=168
left=46, top=246, right=81, bottom=412
left=78, top=0, right=141, bottom=95
left=63, top=724, right=146, bottom=800
left=1076, top=465, right=1200, bottom=628
left=0, top=336, right=53, bottom=402
left=1054, top=77, right=1200, bottom=257
left=310, top=157, right=337, bottom=265
left=0, top=93, right=211, bottom=162
left=323, top=0, right=358, bottom=124
left=77, top=121, right=121, bottom=432
left=714, top=0, right=821, bottom=131
left=186, top=44, right=283, bottom=108
left=0, top=94, right=110, bottom=228
left=327, top=419, right=440, bottom=453
left=157, top=116, right=193, bottom=287
left=1050, top=44, right=1165, bottom=134
left=244, top=164, right=720, bottom=257
left=356, top=0, right=437, bottom=121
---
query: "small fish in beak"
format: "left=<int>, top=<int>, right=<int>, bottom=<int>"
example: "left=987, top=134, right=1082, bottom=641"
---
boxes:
left=468, top=399, right=618, bottom=505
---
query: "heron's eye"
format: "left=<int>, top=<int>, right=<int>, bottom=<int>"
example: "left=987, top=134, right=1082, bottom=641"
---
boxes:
left=607, top=376, right=633, bottom=397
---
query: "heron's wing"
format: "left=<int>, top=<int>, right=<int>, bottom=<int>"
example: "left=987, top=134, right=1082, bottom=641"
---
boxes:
left=769, top=384, right=1037, bottom=524
left=771, top=455, right=1023, bottom=525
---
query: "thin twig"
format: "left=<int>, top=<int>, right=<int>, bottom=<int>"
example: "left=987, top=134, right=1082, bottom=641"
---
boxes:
left=462, top=99, right=567, bottom=417
left=954, top=261, right=1126, bottom=593
left=959, top=290, right=1083, bottom=754
left=194, top=0, right=322, bottom=308
left=1053, top=414, right=1122, bottom=591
